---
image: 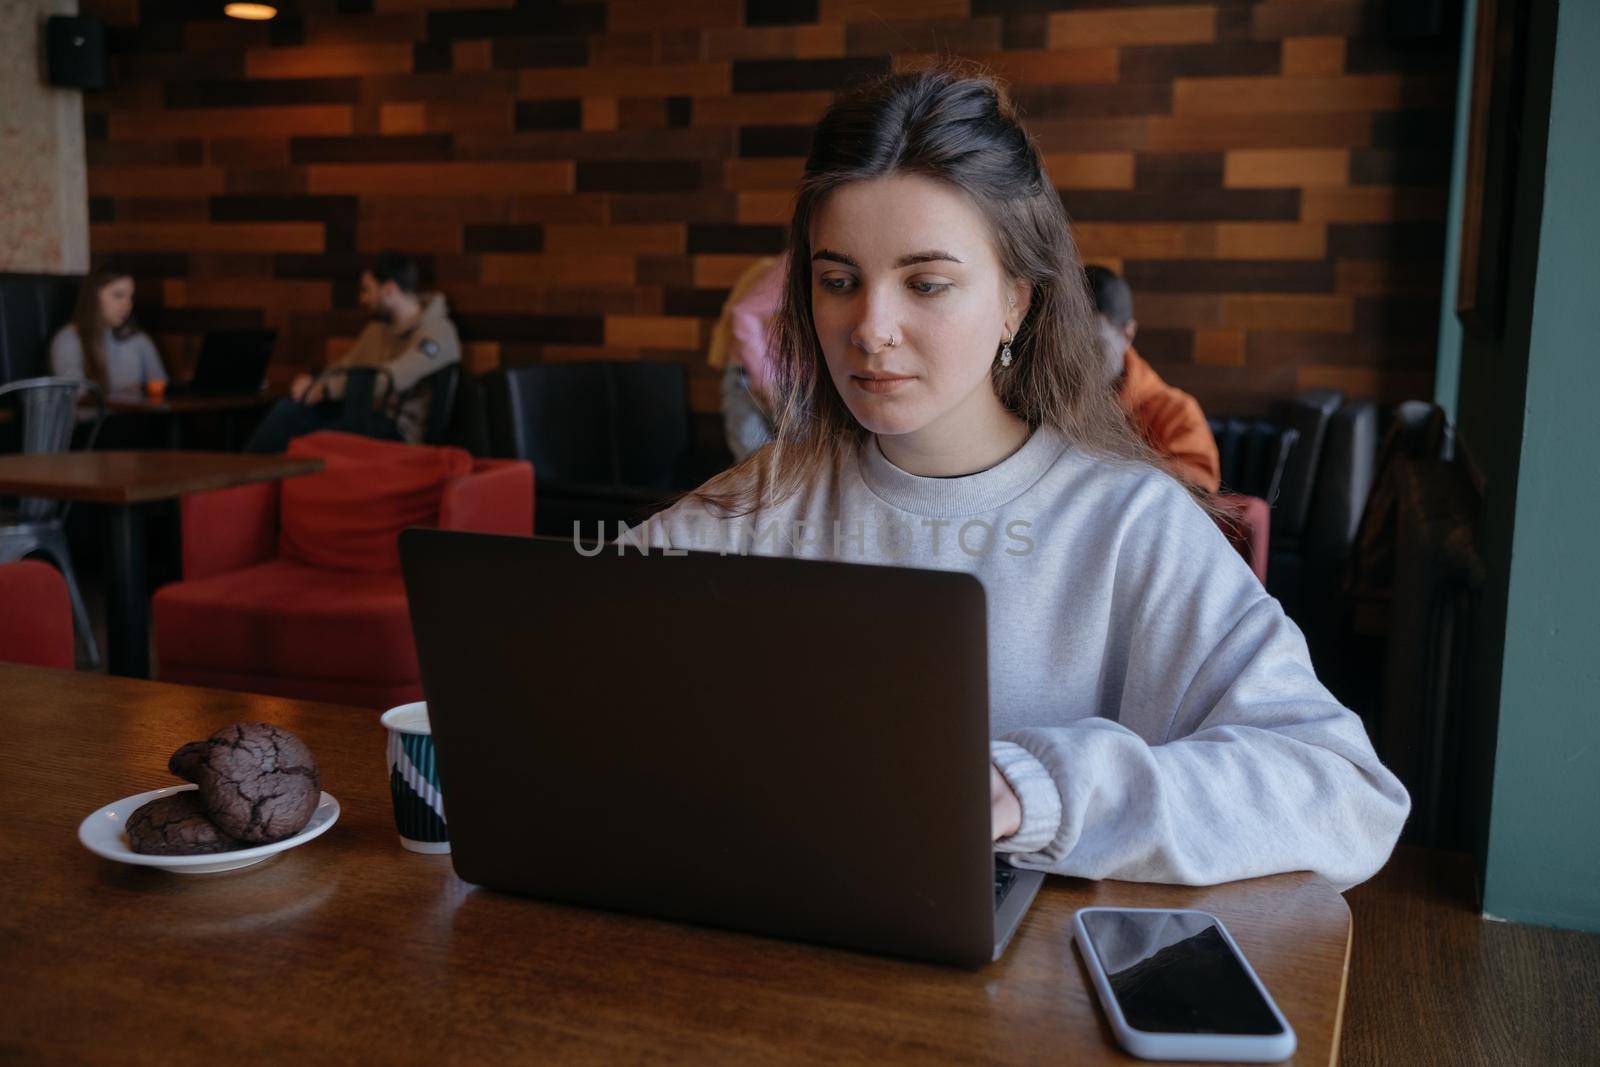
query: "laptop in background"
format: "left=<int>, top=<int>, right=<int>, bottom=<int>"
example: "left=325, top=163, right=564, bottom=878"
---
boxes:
left=166, top=329, right=276, bottom=396
left=398, top=529, right=1045, bottom=968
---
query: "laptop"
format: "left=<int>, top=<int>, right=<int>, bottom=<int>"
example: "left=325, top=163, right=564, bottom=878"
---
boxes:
left=166, top=329, right=276, bottom=396
left=398, top=529, right=1046, bottom=968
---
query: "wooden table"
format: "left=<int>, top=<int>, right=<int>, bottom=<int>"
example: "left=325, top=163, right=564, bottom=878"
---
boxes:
left=0, top=665, right=1352, bottom=1064
left=0, top=452, right=320, bottom=677
left=104, top=389, right=280, bottom=416
left=103, top=389, right=280, bottom=449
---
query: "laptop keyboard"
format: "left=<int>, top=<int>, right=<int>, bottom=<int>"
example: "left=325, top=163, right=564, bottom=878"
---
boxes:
left=994, top=862, right=1017, bottom=908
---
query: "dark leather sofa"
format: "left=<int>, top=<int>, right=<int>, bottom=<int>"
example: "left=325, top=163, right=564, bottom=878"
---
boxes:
left=0, top=273, right=79, bottom=386
left=484, top=362, right=723, bottom=539
left=1212, top=390, right=1381, bottom=658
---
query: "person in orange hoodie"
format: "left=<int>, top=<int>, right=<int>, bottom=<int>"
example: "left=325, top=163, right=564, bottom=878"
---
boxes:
left=1086, top=266, right=1221, bottom=494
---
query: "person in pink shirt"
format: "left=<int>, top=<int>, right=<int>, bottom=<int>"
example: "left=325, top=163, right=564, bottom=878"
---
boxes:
left=710, top=253, right=788, bottom=459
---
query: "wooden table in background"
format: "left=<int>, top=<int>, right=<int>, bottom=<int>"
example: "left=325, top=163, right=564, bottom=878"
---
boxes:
left=0, top=665, right=1352, bottom=1064
left=0, top=452, right=320, bottom=677
left=103, top=388, right=280, bottom=449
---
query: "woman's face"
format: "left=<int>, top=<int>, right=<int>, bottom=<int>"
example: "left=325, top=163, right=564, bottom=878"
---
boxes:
left=808, top=173, right=1025, bottom=441
left=98, top=277, right=135, bottom=329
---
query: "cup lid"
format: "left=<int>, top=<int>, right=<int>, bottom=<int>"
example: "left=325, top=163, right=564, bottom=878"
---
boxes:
left=380, top=701, right=430, bottom=735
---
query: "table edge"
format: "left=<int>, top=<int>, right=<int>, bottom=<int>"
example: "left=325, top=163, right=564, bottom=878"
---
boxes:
left=0, top=452, right=323, bottom=504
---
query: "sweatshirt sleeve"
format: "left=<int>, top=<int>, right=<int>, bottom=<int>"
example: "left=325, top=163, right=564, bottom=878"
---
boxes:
left=135, top=334, right=167, bottom=383
left=383, top=317, right=461, bottom=395
left=49, top=327, right=84, bottom=379
left=993, top=475, right=1409, bottom=891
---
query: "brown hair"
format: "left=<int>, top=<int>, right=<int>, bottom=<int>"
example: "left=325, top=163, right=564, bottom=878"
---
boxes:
left=694, top=64, right=1195, bottom=517
left=70, top=266, right=139, bottom=389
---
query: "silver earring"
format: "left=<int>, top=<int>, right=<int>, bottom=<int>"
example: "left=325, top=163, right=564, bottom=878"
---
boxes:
left=999, top=337, right=1013, bottom=368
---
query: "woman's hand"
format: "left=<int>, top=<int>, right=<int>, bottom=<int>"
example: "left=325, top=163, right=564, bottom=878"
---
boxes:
left=290, top=373, right=313, bottom=402
left=990, top=763, right=1021, bottom=841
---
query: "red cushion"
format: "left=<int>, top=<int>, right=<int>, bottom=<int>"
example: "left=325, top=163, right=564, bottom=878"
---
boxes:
left=0, top=561, right=74, bottom=670
left=280, top=431, right=472, bottom=573
left=153, top=559, right=417, bottom=688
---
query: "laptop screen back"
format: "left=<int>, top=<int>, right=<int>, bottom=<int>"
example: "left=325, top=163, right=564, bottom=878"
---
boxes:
left=399, top=529, right=999, bottom=966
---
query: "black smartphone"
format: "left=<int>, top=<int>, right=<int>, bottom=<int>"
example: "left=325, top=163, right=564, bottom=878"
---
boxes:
left=1073, top=907, right=1296, bottom=1062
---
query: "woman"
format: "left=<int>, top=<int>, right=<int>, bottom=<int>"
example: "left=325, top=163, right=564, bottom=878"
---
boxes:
left=50, top=267, right=167, bottom=394
left=633, top=68, right=1408, bottom=890
left=708, top=253, right=787, bottom=460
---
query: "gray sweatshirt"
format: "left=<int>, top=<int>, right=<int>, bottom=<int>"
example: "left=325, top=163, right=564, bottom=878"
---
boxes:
left=631, top=425, right=1409, bottom=891
left=49, top=325, right=166, bottom=393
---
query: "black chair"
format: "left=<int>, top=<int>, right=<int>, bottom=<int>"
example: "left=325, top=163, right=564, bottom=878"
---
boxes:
left=335, top=365, right=399, bottom=440
left=1335, top=402, right=1470, bottom=843
left=309, top=363, right=461, bottom=446
left=1211, top=389, right=1381, bottom=629
left=484, top=362, right=691, bottom=537
left=420, top=362, right=461, bottom=446
left=441, top=368, right=490, bottom=456
left=0, top=377, right=106, bottom=668
left=1269, top=389, right=1344, bottom=546
left=1209, top=417, right=1299, bottom=504
left=1299, top=400, right=1380, bottom=663
left=1260, top=390, right=1344, bottom=617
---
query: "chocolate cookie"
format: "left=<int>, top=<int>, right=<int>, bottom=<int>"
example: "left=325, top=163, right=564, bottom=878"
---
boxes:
left=126, top=791, right=240, bottom=856
left=168, top=723, right=321, bottom=845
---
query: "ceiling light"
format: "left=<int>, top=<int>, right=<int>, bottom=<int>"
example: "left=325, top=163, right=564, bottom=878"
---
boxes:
left=224, top=2, right=277, bottom=19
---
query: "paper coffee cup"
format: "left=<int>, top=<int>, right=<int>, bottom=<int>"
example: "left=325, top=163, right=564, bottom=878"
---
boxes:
left=381, top=702, right=448, bottom=854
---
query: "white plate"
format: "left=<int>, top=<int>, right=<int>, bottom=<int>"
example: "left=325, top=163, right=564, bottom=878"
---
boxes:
left=78, top=783, right=340, bottom=874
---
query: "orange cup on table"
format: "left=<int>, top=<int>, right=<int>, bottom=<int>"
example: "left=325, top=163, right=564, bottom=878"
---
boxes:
left=144, top=379, right=167, bottom=400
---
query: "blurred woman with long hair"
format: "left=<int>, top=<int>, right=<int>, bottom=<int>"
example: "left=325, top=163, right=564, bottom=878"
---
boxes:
left=50, top=266, right=166, bottom=393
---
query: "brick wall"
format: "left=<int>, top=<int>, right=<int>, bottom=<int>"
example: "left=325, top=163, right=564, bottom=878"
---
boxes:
left=81, top=0, right=1458, bottom=416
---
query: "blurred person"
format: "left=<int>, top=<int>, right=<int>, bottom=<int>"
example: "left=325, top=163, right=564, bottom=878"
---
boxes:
left=50, top=266, right=166, bottom=394
left=1086, top=265, right=1220, bottom=494
left=246, top=253, right=459, bottom=453
left=708, top=253, right=786, bottom=460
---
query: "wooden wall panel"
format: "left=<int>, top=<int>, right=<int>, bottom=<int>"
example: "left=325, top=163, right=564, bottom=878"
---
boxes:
left=1173, top=74, right=1450, bottom=116
left=90, top=221, right=323, bottom=252
left=1214, top=223, right=1328, bottom=260
left=479, top=253, right=635, bottom=286
left=106, top=105, right=355, bottom=139
left=244, top=45, right=418, bottom=79
left=303, top=161, right=572, bottom=195
left=1224, top=149, right=1350, bottom=188
left=705, top=25, right=845, bottom=63
left=1281, top=36, right=1347, bottom=77
left=1193, top=329, right=1245, bottom=367
left=1041, top=152, right=1136, bottom=189
left=821, top=0, right=971, bottom=22
left=693, top=91, right=833, bottom=125
left=1047, top=6, right=1217, bottom=48
left=82, top=0, right=1456, bottom=415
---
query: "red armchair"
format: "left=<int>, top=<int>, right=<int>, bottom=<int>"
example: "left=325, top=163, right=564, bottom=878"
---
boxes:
left=0, top=560, right=75, bottom=670
left=153, top=442, right=532, bottom=707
